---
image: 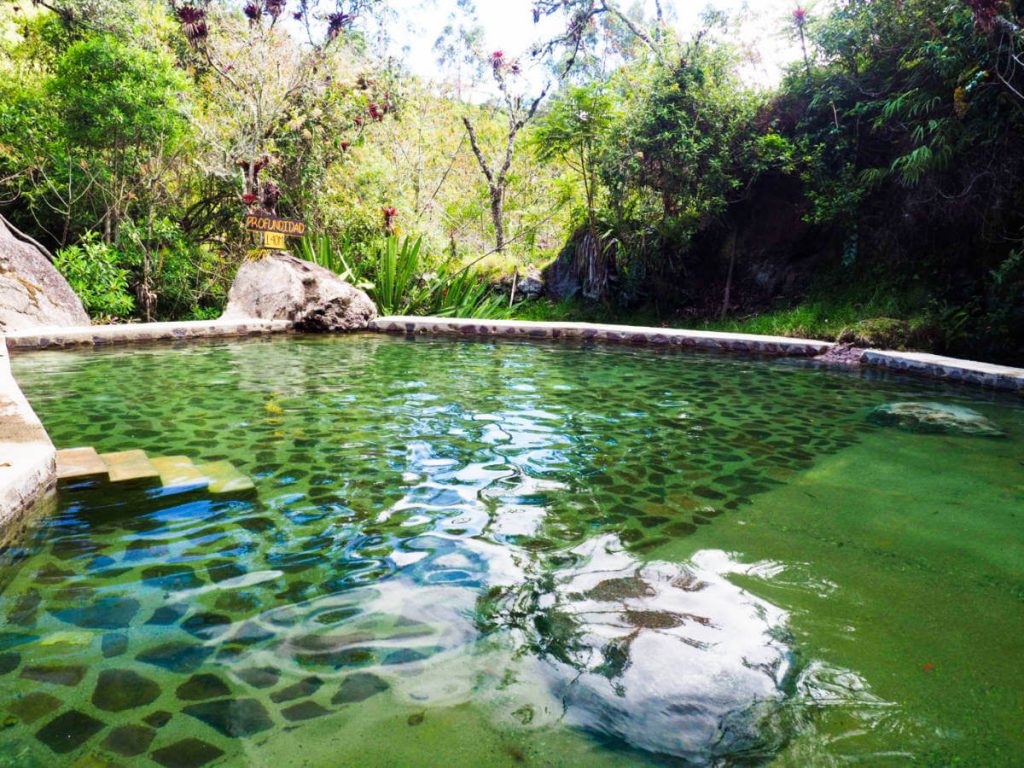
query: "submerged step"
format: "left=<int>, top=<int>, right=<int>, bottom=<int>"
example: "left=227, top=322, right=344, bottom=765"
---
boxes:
left=197, top=461, right=255, bottom=494
left=99, top=450, right=161, bottom=484
left=150, top=455, right=210, bottom=491
left=56, top=447, right=108, bottom=481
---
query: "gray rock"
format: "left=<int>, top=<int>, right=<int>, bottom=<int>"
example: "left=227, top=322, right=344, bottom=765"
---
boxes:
left=498, top=268, right=545, bottom=303
left=0, top=217, right=89, bottom=331
left=222, top=253, right=376, bottom=331
left=868, top=402, right=1005, bottom=437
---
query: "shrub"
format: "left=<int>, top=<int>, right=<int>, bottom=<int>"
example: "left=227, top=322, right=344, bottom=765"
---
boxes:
left=54, top=234, right=134, bottom=319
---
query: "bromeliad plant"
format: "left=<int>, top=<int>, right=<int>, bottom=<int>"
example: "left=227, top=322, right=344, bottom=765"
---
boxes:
left=297, top=234, right=507, bottom=318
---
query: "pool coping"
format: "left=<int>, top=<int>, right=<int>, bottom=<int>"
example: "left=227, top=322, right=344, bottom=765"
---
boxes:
left=3, top=317, right=293, bottom=350
left=369, top=316, right=834, bottom=356
left=0, top=340, right=56, bottom=533
left=1, top=314, right=1022, bottom=528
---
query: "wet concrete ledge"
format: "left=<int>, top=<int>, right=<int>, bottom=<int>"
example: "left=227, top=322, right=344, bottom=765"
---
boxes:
left=862, top=350, right=1024, bottom=393
left=370, top=316, right=834, bottom=356
left=0, top=341, right=56, bottom=532
left=4, top=318, right=293, bottom=350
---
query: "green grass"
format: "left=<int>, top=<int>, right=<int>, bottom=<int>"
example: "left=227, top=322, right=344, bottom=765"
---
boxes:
left=511, top=293, right=936, bottom=348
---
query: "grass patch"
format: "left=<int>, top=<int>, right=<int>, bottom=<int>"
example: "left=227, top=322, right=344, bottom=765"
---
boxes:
left=510, top=289, right=938, bottom=350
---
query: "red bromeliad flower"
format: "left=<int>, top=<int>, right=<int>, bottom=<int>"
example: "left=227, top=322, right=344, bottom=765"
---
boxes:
left=382, top=206, right=398, bottom=232
left=243, top=2, right=261, bottom=22
left=491, top=50, right=505, bottom=70
left=242, top=193, right=259, bottom=206
left=262, top=181, right=281, bottom=212
left=175, top=5, right=208, bottom=45
left=327, top=11, right=353, bottom=40
left=264, top=0, right=286, bottom=18
left=792, top=7, right=808, bottom=27
left=340, top=140, right=351, bottom=151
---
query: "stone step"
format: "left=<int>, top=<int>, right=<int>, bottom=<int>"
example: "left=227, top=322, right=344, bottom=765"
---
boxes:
left=150, top=455, right=210, bottom=491
left=56, top=447, right=108, bottom=481
left=99, top=450, right=161, bottom=484
left=196, top=460, right=256, bottom=494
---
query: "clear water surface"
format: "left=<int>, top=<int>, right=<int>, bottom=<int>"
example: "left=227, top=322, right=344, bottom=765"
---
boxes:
left=2, top=334, right=1022, bottom=767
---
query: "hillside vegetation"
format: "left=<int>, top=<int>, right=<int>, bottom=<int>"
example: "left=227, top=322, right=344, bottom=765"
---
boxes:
left=1, top=0, right=1022, bottom=362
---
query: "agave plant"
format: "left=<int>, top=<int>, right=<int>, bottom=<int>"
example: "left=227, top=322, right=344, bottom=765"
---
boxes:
left=298, top=235, right=370, bottom=289
left=298, top=234, right=506, bottom=319
left=372, top=235, right=425, bottom=314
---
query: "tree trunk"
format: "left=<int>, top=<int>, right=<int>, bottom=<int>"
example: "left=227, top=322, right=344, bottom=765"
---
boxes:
left=720, top=230, right=737, bottom=320
left=490, top=186, right=505, bottom=254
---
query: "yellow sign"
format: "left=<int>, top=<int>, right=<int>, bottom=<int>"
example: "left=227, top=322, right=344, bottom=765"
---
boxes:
left=245, top=215, right=307, bottom=237
left=262, top=231, right=287, bottom=250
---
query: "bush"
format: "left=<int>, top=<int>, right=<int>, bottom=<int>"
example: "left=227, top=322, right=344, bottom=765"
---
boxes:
left=54, top=234, right=134, bottom=319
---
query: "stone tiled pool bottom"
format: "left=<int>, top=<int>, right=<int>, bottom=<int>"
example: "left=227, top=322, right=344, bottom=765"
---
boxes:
left=3, top=333, right=1023, bottom=766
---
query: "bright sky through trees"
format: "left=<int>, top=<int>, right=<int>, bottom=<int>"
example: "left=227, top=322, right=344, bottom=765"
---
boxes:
left=387, top=0, right=807, bottom=89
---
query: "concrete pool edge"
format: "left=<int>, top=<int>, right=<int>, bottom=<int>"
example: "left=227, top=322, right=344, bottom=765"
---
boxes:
left=0, top=340, right=56, bottom=532
left=4, top=318, right=293, bottom=350
left=369, top=316, right=834, bottom=356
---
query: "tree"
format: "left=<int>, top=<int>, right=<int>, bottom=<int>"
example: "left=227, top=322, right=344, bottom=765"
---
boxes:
left=169, top=0, right=385, bottom=213
left=532, top=83, right=615, bottom=237
left=461, top=50, right=553, bottom=254
left=49, top=34, right=188, bottom=243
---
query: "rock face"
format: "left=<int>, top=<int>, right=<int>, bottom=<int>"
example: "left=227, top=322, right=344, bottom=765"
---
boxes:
left=223, top=253, right=376, bottom=331
left=0, top=217, right=89, bottom=332
left=544, top=228, right=616, bottom=302
left=868, top=402, right=1005, bottom=437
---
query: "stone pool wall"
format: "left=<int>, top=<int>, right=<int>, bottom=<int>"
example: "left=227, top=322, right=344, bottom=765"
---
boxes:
left=369, top=316, right=834, bottom=356
left=0, top=339, right=56, bottom=533
left=862, top=349, right=1024, bottom=393
left=4, top=318, right=292, bottom=350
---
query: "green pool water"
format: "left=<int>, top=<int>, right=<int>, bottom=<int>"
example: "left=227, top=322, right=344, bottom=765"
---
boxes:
left=2, top=334, right=1022, bottom=767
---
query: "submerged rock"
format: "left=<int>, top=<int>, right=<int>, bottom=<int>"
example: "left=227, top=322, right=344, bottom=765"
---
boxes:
left=494, top=536, right=796, bottom=763
left=868, top=402, right=1005, bottom=437
left=34, top=709, right=104, bottom=754
left=0, top=216, right=89, bottom=332
left=222, top=253, right=377, bottom=331
left=331, top=672, right=389, bottom=704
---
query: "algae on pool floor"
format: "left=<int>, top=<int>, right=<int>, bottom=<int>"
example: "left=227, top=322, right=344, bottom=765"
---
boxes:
left=2, top=334, right=1022, bottom=766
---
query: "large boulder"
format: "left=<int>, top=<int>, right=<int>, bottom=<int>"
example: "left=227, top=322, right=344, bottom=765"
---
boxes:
left=868, top=402, right=1005, bottom=437
left=222, top=253, right=377, bottom=331
left=0, top=217, right=89, bottom=332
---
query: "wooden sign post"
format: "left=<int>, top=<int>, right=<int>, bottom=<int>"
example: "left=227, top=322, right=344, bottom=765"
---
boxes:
left=244, top=214, right=307, bottom=251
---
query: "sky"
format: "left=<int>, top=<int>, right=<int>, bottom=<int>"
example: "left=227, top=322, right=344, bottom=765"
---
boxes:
left=384, top=0, right=806, bottom=90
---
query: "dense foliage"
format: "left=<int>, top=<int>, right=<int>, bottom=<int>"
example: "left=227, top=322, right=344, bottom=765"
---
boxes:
left=1, top=0, right=1022, bottom=361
